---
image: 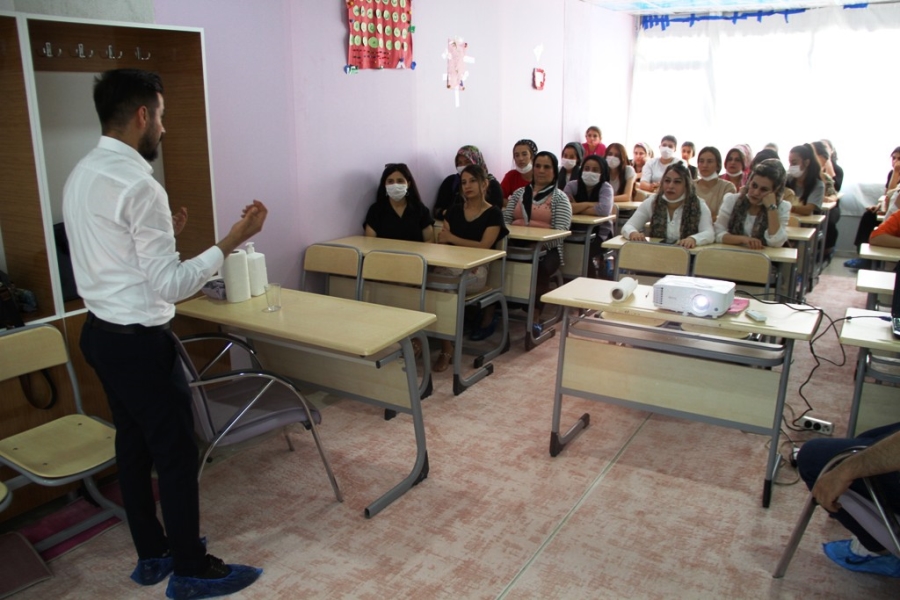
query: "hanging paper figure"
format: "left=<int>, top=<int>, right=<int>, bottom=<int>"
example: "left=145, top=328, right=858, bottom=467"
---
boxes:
left=447, top=38, right=467, bottom=90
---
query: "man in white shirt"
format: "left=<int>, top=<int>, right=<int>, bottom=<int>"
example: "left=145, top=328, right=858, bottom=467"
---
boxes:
left=63, top=69, right=266, bottom=600
left=639, top=134, right=681, bottom=193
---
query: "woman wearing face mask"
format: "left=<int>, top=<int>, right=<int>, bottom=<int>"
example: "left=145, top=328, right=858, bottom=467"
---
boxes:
left=622, top=162, right=714, bottom=249
left=604, top=143, right=636, bottom=203
left=639, top=135, right=679, bottom=194
left=364, top=163, right=434, bottom=242
left=811, top=141, right=839, bottom=203
left=504, top=151, right=573, bottom=335
left=786, top=143, right=825, bottom=217
left=433, top=145, right=503, bottom=220
left=694, top=146, right=736, bottom=221
left=564, top=155, right=615, bottom=277
left=500, top=139, right=538, bottom=200
left=723, top=144, right=752, bottom=189
left=557, top=142, right=584, bottom=189
left=715, top=159, right=790, bottom=249
left=433, top=164, right=509, bottom=371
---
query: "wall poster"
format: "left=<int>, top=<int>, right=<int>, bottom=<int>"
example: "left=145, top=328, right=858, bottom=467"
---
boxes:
left=346, top=0, right=414, bottom=71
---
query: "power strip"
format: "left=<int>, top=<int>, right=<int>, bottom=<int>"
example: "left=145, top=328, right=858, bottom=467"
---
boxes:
left=801, top=417, right=833, bottom=436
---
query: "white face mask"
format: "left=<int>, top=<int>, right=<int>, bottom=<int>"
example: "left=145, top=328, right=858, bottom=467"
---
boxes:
left=606, top=156, right=621, bottom=169
left=581, top=172, right=601, bottom=186
left=787, top=165, right=803, bottom=178
left=700, top=172, right=719, bottom=181
left=726, top=169, right=743, bottom=178
left=560, top=158, right=577, bottom=171
left=456, top=165, right=467, bottom=175
left=516, top=162, right=533, bottom=175
left=386, top=183, right=408, bottom=200
left=663, top=193, right=686, bottom=204
left=659, top=147, right=675, bottom=160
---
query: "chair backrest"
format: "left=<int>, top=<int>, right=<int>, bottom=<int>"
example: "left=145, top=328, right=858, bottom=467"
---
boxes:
left=618, top=241, right=690, bottom=277
left=693, top=247, right=772, bottom=291
left=841, top=486, right=900, bottom=557
left=170, top=334, right=218, bottom=443
left=361, top=250, right=427, bottom=311
left=301, top=243, right=363, bottom=298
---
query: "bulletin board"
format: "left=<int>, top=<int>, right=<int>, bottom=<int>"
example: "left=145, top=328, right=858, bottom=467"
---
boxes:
left=346, top=0, right=414, bottom=71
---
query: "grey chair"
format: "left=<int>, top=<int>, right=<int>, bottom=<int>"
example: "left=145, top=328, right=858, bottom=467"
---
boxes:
left=173, top=332, right=342, bottom=502
left=301, top=243, right=363, bottom=299
left=0, top=324, right=124, bottom=551
left=773, top=447, right=900, bottom=578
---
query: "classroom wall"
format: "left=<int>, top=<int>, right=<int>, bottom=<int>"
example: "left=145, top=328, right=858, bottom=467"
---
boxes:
left=152, top=0, right=635, bottom=289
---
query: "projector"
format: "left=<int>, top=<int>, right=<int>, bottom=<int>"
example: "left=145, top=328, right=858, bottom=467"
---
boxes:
left=652, top=276, right=735, bottom=318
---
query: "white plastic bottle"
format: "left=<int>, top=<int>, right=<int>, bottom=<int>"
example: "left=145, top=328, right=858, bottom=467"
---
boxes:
left=245, top=242, right=268, bottom=297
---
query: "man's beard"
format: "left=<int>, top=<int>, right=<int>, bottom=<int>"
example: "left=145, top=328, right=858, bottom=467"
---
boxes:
left=138, top=129, right=163, bottom=162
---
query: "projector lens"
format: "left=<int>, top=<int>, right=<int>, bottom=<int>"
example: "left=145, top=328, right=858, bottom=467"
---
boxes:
left=692, top=294, right=709, bottom=314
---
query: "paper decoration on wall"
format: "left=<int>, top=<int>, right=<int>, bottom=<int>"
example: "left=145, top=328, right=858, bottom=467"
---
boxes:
left=345, top=0, right=415, bottom=71
left=532, top=43, right=545, bottom=91
left=441, top=38, right=475, bottom=108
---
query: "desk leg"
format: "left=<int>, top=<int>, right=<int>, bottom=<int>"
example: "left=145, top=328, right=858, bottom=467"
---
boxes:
left=364, top=337, right=429, bottom=518
left=452, top=279, right=504, bottom=396
left=525, top=244, right=558, bottom=351
left=847, top=348, right=869, bottom=437
left=763, top=339, right=795, bottom=508
left=549, top=314, right=590, bottom=456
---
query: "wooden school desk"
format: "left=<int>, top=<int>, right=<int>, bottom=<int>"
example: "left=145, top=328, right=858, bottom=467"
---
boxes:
left=541, top=278, right=822, bottom=507
left=177, top=290, right=436, bottom=518
left=562, top=214, right=617, bottom=279
left=504, top=225, right=571, bottom=350
left=326, top=236, right=506, bottom=395
left=856, top=269, right=895, bottom=310
left=840, top=308, right=900, bottom=436
left=786, top=226, right=816, bottom=302
left=795, top=213, right=826, bottom=290
left=860, top=243, right=900, bottom=270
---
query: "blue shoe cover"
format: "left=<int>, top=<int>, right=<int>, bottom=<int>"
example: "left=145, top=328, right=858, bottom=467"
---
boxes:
left=823, top=540, right=900, bottom=577
left=166, top=563, right=262, bottom=599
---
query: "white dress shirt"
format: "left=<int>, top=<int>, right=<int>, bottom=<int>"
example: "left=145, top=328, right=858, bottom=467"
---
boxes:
left=63, top=136, right=223, bottom=325
left=621, top=194, right=715, bottom=245
left=714, top=193, right=790, bottom=247
left=640, top=158, right=681, bottom=184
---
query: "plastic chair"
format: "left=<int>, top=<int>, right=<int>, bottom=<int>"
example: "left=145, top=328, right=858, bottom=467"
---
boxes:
left=692, top=247, right=773, bottom=297
left=173, top=333, right=342, bottom=502
left=0, top=324, right=124, bottom=551
left=773, top=447, right=900, bottom=578
left=301, top=243, right=363, bottom=299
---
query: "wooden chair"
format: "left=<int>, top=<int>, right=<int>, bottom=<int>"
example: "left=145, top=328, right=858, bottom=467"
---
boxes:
left=773, top=447, right=900, bottom=578
left=301, top=243, right=363, bottom=299
left=692, top=247, right=773, bottom=297
left=0, top=324, right=124, bottom=551
left=604, top=242, right=691, bottom=327
left=174, top=333, right=342, bottom=501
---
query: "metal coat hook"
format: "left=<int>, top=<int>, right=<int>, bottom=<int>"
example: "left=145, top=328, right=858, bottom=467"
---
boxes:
left=41, top=42, right=62, bottom=58
left=103, top=45, right=123, bottom=60
left=72, top=43, right=94, bottom=59
left=135, top=47, right=151, bottom=61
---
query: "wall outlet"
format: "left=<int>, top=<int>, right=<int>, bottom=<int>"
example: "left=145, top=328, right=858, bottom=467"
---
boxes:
left=801, top=417, right=833, bottom=436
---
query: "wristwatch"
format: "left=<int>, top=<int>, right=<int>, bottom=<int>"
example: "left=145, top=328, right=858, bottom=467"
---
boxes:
left=766, top=204, right=778, bottom=211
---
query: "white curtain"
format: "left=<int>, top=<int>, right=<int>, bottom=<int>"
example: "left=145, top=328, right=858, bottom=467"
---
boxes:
left=627, top=4, right=900, bottom=192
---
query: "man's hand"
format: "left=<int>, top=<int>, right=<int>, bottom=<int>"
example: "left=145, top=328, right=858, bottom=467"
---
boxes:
left=812, top=466, right=853, bottom=513
left=216, top=200, right=268, bottom=256
left=172, top=206, right=188, bottom=236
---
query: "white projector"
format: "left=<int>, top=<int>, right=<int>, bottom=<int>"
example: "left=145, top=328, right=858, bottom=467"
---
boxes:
left=652, top=276, right=735, bottom=318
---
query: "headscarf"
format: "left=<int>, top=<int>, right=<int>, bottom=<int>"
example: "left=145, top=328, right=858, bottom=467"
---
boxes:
left=648, top=163, right=702, bottom=241
left=456, top=145, right=487, bottom=170
left=729, top=144, right=753, bottom=186
left=522, top=151, right=558, bottom=219
left=557, top=142, right=584, bottom=188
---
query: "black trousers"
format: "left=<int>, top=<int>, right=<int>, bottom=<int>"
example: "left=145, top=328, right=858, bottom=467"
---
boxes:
left=80, top=323, right=207, bottom=575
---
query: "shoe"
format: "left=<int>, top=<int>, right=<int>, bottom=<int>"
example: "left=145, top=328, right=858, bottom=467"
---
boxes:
left=166, top=555, right=262, bottom=599
left=132, top=538, right=208, bottom=586
left=843, top=258, right=871, bottom=270
left=532, top=323, right=543, bottom=338
left=823, top=540, right=900, bottom=577
left=432, top=351, right=452, bottom=373
left=470, top=314, right=498, bottom=341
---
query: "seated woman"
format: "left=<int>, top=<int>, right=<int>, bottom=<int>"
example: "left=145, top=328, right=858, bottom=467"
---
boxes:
left=681, top=141, right=699, bottom=180
left=433, top=145, right=503, bottom=220
left=582, top=126, right=606, bottom=157
left=364, top=163, right=434, bottom=242
left=503, top=151, right=573, bottom=335
left=563, top=155, right=615, bottom=277
left=821, top=138, right=844, bottom=192
left=787, top=143, right=825, bottom=217
left=714, top=159, right=790, bottom=249
left=632, top=143, right=652, bottom=190
left=500, top=139, right=538, bottom=200
left=845, top=146, right=900, bottom=269
left=621, top=162, right=714, bottom=249
left=639, top=135, right=679, bottom=195
left=605, top=143, right=636, bottom=203
left=694, top=146, right=736, bottom=221
left=723, top=144, right=752, bottom=190
left=557, top=142, right=583, bottom=189
left=433, top=165, right=509, bottom=371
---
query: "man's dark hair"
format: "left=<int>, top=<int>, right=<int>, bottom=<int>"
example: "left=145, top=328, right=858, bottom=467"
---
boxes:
left=93, top=69, right=164, bottom=132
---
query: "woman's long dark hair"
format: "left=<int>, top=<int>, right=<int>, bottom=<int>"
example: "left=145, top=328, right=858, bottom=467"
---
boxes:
left=574, top=155, right=610, bottom=203
left=376, top=162, right=425, bottom=209
left=787, top=144, right=821, bottom=204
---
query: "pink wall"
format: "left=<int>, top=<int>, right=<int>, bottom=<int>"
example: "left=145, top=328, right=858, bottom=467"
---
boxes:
left=153, top=0, right=634, bottom=289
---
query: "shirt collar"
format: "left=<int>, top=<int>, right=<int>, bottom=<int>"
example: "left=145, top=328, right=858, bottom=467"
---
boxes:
left=97, top=136, right=154, bottom=174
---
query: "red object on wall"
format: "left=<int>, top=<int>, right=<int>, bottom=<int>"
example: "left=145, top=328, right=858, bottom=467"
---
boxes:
left=532, top=68, right=545, bottom=90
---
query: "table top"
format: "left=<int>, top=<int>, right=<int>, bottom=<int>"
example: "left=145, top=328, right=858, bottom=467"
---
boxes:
left=541, top=278, right=821, bottom=341
left=860, top=243, right=900, bottom=262
left=571, top=214, right=616, bottom=226
left=615, top=201, right=643, bottom=211
left=822, top=201, right=837, bottom=212
left=856, top=269, right=896, bottom=295
left=177, top=290, right=436, bottom=357
left=600, top=236, right=797, bottom=263
left=785, top=226, right=816, bottom=242
left=328, top=235, right=505, bottom=269
left=795, top=214, right=826, bottom=226
left=839, top=308, right=900, bottom=353
left=506, top=225, right=572, bottom=243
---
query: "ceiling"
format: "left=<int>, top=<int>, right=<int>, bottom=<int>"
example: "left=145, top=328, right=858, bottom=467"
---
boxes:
left=584, top=0, right=895, bottom=15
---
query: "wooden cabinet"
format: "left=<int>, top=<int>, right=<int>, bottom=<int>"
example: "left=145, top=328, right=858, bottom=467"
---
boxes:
left=0, top=13, right=217, bottom=521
